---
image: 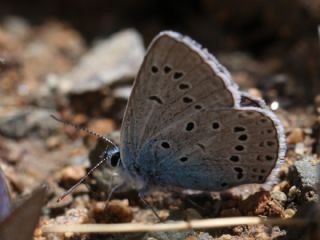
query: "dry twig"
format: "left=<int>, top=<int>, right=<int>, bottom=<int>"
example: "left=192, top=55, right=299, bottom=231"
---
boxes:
left=42, top=217, right=307, bottom=234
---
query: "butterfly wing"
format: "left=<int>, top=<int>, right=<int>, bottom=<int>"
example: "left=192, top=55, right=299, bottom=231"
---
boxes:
left=0, top=186, right=46, bottom=240
left=121, top=32, right=239, bottom=164
left=0, top=168, right=11, bottom=221
left=146, top=108, right=285, bottom=191
left=120, top=31, right=285, bottom=191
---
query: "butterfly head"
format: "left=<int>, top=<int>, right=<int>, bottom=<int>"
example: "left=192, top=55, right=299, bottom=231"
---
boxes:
left=50, top=114, right=126, bottom=201
left=102, top=146, right=122, bottom=169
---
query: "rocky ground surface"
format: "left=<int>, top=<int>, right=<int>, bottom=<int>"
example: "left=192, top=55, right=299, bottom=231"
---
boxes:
left=0, top=15, right=319, bottom=240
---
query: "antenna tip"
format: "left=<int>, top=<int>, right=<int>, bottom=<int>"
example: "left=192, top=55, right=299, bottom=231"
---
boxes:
left=50, top=114, right=59, bottom=120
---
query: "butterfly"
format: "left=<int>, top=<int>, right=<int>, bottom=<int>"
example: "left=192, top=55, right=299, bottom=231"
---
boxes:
left=0, top=185, right=46, bottom=240
left=57, top=31, right=286, bottom=201
left=101, top=31, right=287, bottom=197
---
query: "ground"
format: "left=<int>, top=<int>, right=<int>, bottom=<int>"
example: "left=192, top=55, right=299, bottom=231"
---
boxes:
left=0, top=12, right=319, bottom=240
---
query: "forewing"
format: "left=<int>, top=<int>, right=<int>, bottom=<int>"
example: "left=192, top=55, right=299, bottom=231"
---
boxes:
left=121, top=31, right=240, bottom=163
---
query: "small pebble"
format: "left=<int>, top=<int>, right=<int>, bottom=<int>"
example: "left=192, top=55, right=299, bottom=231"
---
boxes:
left=88, top=118, right=116, bottom=135
left=294, top=143, right=305, bottom=155
left=271, top=191, right=287, bottom=205
left=60, top=165, right=86, bottom=186
left=46, top=136, right=61, bottom=150
left=278, top=181, right=291, bottom=192
left=233, top=225, right=244, bottom=235
left=72, top=113, right=88, bottom=125
left=248, top=88, right=262, bottom=98
left=287, top=186, right=301, bottom=201
left=294, top=156, right=319, bottom=190
left=158, top=210, right=169, bottom=220
left=93, top=199, right=133, bottom=223
left=57, top=29, right=145, bottom=94
left=287, top=128, right=304, bottom=144
left=218, top=235, right=232, bottom=240
left=284, top=208, right=296, bottom=218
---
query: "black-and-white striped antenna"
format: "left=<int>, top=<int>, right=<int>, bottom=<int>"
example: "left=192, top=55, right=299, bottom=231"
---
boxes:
left=51, top=114, right=117, bottom=148
left=50, top=114, right=118, bottom=202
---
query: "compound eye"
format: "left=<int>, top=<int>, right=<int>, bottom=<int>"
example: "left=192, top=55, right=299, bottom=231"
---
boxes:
left=110, top=151, right=120, bottom=167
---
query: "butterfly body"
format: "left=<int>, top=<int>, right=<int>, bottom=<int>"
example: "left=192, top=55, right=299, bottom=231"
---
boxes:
left=119, top=31, right=286, bottom=194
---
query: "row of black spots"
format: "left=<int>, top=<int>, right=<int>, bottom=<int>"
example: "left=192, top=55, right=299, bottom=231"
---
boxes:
left=185, top=121, right=222, bottom=135
left=266, top=141, right=275, bottom=146
left=260, top=129, right=275, bottom=135
left=159, top=140, right=192, bottom=164
left=149, top=96, right=163, bottom=104
left=247, top=112, right=266, bottom=123
left=251, top=174, right=264, bottom=182
left=245, top=111, right=255, bottom=116
left=163, top=64, right=185, bottom=80
left=177, top=82, right=203, bottom=111
left=238, top=110, right=262, bottom=119
left=233, top=125, right=248, bottom=144
left=151, top=65, right=184, bottom=80
left=259, top=140, right=276, bottom=147
left=256, top=154, right=275, bottom=162
left=259, top=118, right=268, bottom=124
left=252, top=168, right=266, bottom=174
left=233, top=167, right=244, bottom=180
left=151, top=65, right=172, bottom=74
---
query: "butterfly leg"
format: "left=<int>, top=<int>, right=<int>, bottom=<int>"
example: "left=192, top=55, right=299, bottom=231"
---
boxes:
left=104, top=181, right=127, bottom=215
left=106, top=182, right=126, bottom=203
left=138, top=187, right=162, bottom=222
